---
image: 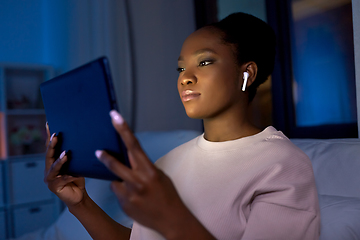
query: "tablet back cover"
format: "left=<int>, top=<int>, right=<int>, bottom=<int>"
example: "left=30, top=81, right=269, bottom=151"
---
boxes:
left=40, top=57, right=128, bottom=180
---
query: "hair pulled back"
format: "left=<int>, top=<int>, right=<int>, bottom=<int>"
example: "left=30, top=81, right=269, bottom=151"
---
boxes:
left=209, top=12, right=276, bottom=102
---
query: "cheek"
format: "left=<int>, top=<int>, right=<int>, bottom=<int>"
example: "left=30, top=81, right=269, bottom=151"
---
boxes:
left=203, top=70, right=239, bottom=96
left=177, top=77, right=182, bottom=96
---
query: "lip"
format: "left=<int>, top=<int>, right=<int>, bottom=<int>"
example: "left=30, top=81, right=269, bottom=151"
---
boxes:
left=181, top=90, right=201, bottom=102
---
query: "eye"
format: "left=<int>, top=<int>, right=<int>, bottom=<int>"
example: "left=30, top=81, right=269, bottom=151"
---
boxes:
left=177, top=67, right=185, bottom=73
left=198, top=60, right=213, bottom=67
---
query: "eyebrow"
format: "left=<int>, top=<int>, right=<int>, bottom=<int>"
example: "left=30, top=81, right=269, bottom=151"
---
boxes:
left=178, top=48, right=218, bottom=61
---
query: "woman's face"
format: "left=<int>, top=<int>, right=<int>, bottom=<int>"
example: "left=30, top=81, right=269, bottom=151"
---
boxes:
left=177, top=27, right=245, bottom=120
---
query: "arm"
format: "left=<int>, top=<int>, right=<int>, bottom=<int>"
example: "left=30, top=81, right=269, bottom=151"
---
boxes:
left=68, top=192, right=131, bottom=240
left=96, top=110, right=215, bottom=240
left=44, top=123, right=131, bottom=240
left=241, top=156, right=320, bottom=240
left=242, top=201, right=319, bottom=240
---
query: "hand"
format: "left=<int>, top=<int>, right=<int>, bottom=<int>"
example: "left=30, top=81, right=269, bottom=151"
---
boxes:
left=44, top=122, right=86, bottom=207
left=95, top=110, right=194, bottom=239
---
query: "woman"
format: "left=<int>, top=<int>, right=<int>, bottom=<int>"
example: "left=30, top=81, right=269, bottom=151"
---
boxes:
left=45, top=12, right=320, bottom=240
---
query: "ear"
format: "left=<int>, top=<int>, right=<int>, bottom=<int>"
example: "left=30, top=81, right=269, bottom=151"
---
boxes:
left=240, top=61, right=258, bottom=89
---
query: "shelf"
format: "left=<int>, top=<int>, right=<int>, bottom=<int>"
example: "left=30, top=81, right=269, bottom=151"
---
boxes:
left=1, top=65, right=51, bottom=158
left=0, top=63, right=61, bottom=238
left=5, top=109, right=45, bottom=115
left=6, top=153, right=45, bottom=162
left=6, top=114, right=47, bottom=157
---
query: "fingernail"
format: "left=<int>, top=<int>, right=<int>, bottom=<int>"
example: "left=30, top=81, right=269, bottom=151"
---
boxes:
left=50, top=133, right=56, bottom=142
left=60, top=150, right=66, bottom=160
left=109, top=110, right=124, bottom=125
left=95, top=150, right=103, bottom=159
left=45, top=122, right=49, bottom=130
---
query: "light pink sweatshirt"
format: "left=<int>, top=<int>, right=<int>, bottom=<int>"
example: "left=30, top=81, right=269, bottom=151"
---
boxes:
left=130, top=127, right=320, bottom=240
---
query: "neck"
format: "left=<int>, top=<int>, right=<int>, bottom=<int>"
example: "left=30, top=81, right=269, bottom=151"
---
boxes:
left=203, top=107, right=261, bottom=142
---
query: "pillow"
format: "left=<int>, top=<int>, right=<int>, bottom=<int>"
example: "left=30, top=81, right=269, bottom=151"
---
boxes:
left=291, top=139, right=360, bottom=198
left=318, top=194, right=360, bottom=240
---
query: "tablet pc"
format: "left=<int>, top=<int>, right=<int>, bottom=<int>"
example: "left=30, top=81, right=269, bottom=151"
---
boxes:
left=40, top=57, right=129, bottom=180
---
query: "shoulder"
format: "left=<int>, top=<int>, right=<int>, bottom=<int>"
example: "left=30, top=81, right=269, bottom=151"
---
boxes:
left=241, top=128, right=317, bottom=199
left=247, top=129, right=319, bottom=210
left=154, top=134, right=200, bottom=169
left=254, top=127, right=312, bottom=169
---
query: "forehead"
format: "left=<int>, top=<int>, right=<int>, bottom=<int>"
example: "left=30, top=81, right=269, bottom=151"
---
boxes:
left=179, top=27, right=233, bottom=58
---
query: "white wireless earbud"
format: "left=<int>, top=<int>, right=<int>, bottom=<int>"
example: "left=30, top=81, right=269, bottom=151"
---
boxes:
left=242, top=72, right=249, bottom=91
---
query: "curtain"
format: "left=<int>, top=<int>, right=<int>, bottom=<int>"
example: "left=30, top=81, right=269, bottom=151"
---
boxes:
left=43, top=0, right=135, bottom=128
left=43, top=0, right=202, bottom=132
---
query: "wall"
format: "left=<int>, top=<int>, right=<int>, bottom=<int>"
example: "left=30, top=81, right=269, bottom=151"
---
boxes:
left=217, top=0, right=267, bottom=21
left=0, top=0, right=45, bottom=64
left=353, top=0, right=360, bottom=137
left=0, top=0, right=202, bottom=133
left=128, top=0, right=202, bottom=132
left=0, top=0, right=75, bottom=71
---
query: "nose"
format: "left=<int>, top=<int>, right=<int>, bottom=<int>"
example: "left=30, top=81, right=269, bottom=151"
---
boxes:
left=179, top=71, right=197, bottom=86
left=181, top=78, right=194, bottom=85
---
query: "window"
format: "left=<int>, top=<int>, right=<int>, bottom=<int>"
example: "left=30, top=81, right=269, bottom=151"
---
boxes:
left=267, top=0, right=357, bottom=138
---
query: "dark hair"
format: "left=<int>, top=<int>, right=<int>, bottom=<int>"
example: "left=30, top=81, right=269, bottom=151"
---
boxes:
left=209, top=12, right=276, bottom=102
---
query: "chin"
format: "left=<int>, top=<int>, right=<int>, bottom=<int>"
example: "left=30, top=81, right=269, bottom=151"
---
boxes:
left=185, top=109, right=206, bottom=119
left=187, top=114, right=203, bottom=120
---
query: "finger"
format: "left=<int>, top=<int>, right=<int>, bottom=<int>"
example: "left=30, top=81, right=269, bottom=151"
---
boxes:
left=61, top=175, right=82, bottom=184
left=48, top=175, right=84, bottom=197
left=95, top=150, right=143, bottom=189
left=46, top=150, right=67, bottom=180
left=109, top=110, right=142, bottom=153
left=110, top=181, right=129, bottom=205
left=127, top=151, right=139, bottom=170
left=109, top=110, right=152, bottom=169
left=45, top=133, right=58, bottom=171
left=45, top=122, right=50, bottom=147
left=49, top=175, right=80, bottom=188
